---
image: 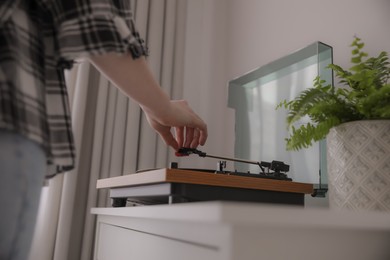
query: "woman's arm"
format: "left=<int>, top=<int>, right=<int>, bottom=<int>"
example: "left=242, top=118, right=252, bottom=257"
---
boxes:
left=89, top=53, right=207, bottom=150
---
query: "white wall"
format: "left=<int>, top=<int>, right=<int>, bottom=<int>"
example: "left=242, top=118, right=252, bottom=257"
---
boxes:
left=226, top=0, right=390, bottom=79
left=180, top=0, right=390, bottom=174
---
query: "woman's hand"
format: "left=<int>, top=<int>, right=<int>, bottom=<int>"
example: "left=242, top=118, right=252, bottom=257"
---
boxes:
left=89, top=54, right=208, bottom=150
left=143, top=100, right=207, bottom=151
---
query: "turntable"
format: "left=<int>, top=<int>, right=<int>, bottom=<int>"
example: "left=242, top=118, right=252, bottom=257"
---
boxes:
left=96, top=148, right=314, bottom=207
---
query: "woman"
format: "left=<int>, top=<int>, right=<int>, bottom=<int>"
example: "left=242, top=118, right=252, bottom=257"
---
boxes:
left=0, top=1, right=207, bottom=259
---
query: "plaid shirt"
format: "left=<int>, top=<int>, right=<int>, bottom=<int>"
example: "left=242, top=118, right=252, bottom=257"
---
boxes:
left=0, top=0, right=147, bottom=176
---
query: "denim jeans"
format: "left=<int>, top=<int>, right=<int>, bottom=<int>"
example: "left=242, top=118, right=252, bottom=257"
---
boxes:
left=0, top=130, right=46, bottom=260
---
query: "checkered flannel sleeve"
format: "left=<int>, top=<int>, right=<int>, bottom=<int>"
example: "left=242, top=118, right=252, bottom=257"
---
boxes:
left=50, top=0, right=148, bottom=66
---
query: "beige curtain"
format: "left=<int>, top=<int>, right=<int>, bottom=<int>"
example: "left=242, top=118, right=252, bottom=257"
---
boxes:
left=28, top=1, right=188, bottom=259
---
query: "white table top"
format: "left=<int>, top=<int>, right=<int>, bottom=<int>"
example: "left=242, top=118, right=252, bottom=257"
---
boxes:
left=91, top=201, right=390, bottom=230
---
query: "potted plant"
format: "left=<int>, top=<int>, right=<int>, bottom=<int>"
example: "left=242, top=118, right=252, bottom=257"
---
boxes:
left=277, top=37, right=390, bottom=211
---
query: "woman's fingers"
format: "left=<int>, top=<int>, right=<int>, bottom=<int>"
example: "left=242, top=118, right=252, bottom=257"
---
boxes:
left=190, top=128, right=200, bottom=148
left=193, top=117, right=207, bottom=146
left=175, top=126, right=206, bottom=149
left=175, top=127, right=184, bottom=148
left=184, top=127, right=194, bottom=148
left=143, top=100, right=208, bottom=151
left=159, top=130, right=179, bottom=150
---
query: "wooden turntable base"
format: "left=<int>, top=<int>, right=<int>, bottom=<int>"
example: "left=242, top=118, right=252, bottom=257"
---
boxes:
left=97, top=168, right=314, bottom=206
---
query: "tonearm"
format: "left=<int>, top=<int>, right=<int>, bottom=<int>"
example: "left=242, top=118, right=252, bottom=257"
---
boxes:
left=176, top=148, right=290, bottom=174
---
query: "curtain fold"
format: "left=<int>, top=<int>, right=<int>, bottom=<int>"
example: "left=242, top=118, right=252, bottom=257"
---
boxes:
left=28, top=1, right=187, bottom=259
left=54, top=61, right=92, bottom=260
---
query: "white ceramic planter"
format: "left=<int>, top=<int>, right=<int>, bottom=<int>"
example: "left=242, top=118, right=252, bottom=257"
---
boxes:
left=327, top=120, right=390, bottom=211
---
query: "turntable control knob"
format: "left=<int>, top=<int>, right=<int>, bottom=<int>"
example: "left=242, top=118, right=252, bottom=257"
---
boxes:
left=170, top=162, right=178, bottom=169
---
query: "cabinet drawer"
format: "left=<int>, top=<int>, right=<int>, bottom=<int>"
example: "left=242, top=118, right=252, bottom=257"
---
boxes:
left=95, top=222, right=220, bottom=260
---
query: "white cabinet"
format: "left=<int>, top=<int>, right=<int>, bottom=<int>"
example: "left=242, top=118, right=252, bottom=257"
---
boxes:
left=92, top=202, right=390, bottom=260
left=95, top=222, right=221, bottom=260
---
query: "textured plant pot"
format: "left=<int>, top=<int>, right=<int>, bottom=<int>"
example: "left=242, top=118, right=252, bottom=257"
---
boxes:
left=327, top=120, right=390, bottom=211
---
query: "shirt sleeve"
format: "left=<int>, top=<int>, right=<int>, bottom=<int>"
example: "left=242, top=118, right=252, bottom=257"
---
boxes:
left=0, top=0, right=20, bottom=23
left=49, top=0, right=148, bottom=64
